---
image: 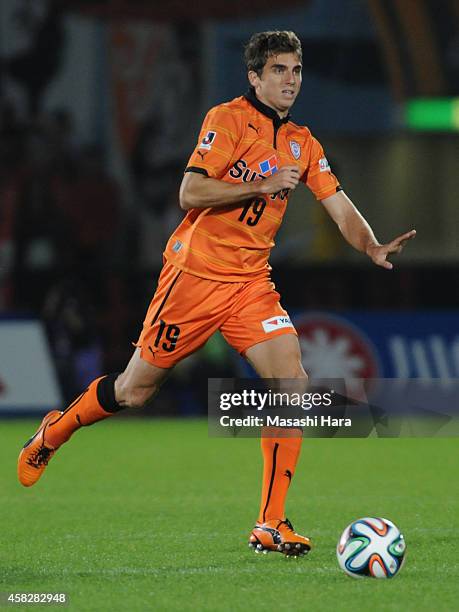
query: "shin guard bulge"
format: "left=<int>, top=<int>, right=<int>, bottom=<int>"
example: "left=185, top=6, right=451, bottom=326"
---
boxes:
left=258, top=427, right=303, bottom=523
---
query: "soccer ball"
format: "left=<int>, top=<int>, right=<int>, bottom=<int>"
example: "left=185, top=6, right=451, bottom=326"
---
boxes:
left=336, top=517, right=406, bottom=578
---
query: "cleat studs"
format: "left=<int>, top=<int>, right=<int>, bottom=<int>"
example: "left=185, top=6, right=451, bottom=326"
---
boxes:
left=277, top=544, right=282, bottom=551
left=284, top=544, right=290, bottom=550
left=262, top=549, right=268, bottom=555
left=296, top=543, right=301, bottom=549
left=257, top=544, right=263, bottom=550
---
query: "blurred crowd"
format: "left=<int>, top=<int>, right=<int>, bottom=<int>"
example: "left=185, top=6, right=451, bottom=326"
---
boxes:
left=0, top=101, right=130, bottom=397
left=0, top=101, right=123, bottom=304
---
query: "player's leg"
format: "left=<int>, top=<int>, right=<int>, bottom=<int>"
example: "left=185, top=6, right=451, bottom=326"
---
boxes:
left=244, top=331, right=306, bottom=378
left=18, top=349, right=169, bottom=486
left=244, top=334, right=311, bottom=555
left=220, top=279, right=310, bottom=555
left=17, top=261, right=183, bottom=487
left=18, top=263, right=240, bottom=487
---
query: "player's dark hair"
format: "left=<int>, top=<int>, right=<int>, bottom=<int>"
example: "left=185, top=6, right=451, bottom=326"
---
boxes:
left=244, top=31, right=302, bottom=76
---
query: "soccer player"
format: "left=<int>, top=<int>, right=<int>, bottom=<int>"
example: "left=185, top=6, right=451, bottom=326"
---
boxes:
left=18, top=31, right=415, bottom=557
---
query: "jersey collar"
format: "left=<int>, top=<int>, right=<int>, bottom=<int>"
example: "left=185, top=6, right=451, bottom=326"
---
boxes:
left=244, top=87, right=291, bottom=129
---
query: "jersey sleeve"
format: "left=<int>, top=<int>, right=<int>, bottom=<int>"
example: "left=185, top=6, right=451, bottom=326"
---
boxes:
left=302, top=136, right=341, bottom=200
left=185, top=105, right=241, bottom=179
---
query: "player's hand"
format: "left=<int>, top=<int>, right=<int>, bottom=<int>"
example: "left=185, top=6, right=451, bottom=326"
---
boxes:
left=367, top=229, right=416, bottom=270
left=258, top=165, right=300, bottom=195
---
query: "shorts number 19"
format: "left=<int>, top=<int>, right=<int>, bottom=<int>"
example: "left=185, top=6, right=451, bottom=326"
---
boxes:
left=154, top=319, right=181, bottom=352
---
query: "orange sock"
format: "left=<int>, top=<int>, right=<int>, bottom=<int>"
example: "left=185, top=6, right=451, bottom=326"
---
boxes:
left=257, top=427, right=303, bottom=523
left=46, top=374, right=123, bottom=448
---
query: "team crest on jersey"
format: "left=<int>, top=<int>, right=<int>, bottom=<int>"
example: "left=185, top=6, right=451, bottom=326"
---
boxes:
left=319, top=157, right=331, bottom=172
left=259, top=155, right=278, bottom=175
left=289, top=140, right=301, bottom=160
left=200, top=130, right=216, bottom=150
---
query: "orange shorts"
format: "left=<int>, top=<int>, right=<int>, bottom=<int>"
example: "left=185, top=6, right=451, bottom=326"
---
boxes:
left=135, top=262, right=297, bottom=368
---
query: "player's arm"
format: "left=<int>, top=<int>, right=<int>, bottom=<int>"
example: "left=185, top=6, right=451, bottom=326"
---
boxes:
left=179, top=166, right=300, bottom=210
left=321, top=190, right=416, bottom=270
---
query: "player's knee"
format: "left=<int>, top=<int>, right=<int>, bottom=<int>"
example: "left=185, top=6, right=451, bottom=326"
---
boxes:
left=290, top=362, right=308, bottom=380
left=272, top=360, right=308, bottom=380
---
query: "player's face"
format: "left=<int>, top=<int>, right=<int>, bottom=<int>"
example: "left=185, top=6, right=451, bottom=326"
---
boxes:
left=249, top=53, right=302, bottom=117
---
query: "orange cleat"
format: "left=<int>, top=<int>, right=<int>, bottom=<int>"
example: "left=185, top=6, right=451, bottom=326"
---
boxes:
left=249, top=518, right=312, bottom=557
left=17, top=410, right=62, bottom=487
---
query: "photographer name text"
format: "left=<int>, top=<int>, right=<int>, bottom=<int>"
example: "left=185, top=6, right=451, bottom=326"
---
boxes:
left=219, top=415, right=351, bottom=428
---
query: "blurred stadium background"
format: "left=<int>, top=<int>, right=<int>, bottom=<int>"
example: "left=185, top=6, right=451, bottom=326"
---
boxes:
left=0, top=0, right=458, bottom=416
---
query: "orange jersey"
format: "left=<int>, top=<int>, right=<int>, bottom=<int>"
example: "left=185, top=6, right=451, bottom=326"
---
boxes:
left=165, top=90, right=341, bottom=282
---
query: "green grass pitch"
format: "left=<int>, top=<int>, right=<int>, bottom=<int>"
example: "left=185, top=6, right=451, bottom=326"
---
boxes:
left=1, top=418, right=458, bottom=611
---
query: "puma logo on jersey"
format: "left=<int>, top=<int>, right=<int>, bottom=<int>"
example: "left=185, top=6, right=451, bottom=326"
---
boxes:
left=248, top=123, right=260, bottom=134
left=197, top=151, right=207, bottom=160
